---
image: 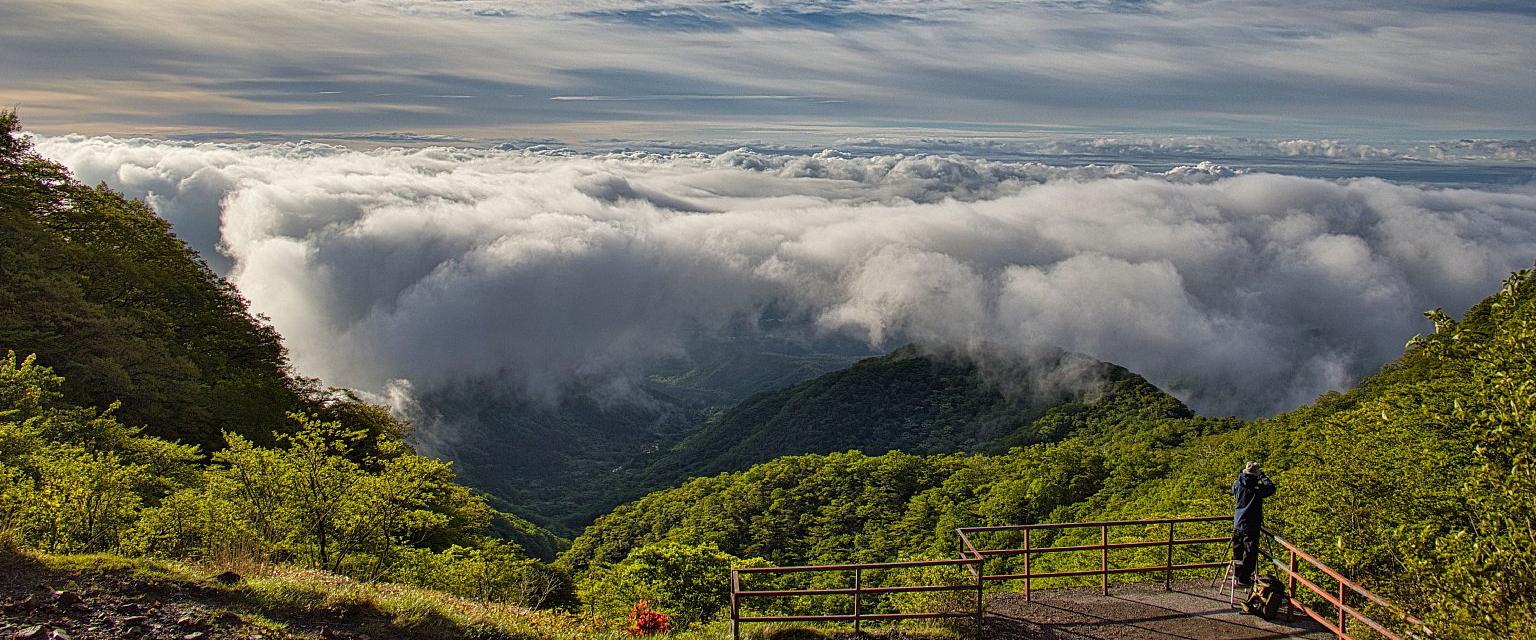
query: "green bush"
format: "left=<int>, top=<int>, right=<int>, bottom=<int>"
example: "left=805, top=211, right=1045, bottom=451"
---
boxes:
left=583, top=542, right=768, bottom=629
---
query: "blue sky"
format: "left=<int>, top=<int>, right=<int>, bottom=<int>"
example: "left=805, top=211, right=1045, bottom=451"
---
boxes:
left=5, top=0, right=1535, bottom=144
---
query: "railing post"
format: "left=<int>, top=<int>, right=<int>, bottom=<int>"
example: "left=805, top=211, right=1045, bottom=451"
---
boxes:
left=1165, top=521, right=1175, bottom=591
left=975, top=558, right=984, bottom=640
left=1023, top=528, right=1031, bottom=602
left=730, top=570, right=740, bottom=640
left=1100, top=525, right=1109, bottom=596
left=853, top=567, right=862, bottom=635
left=1337, top=580, right=1347, bottom=639
left=1288, top=548, right=1297, bottom=603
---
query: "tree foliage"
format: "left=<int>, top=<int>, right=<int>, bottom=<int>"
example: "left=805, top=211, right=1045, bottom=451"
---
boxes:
left=1403, top=269, right=1536, bottom=637
left=583, top=542, right=767, bottom=629
left=0, top=109, right=306, bottom=450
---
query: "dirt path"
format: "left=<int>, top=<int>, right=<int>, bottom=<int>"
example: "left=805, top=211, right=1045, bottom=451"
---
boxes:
left=982, top=580, right=1332, bottom=640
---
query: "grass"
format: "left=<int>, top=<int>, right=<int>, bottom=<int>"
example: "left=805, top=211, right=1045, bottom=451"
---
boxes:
left=8, top=549, right=970, bottom=639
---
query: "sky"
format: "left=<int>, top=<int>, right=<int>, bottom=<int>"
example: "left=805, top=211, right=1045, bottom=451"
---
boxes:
left=11, top=1, right=1536, bottom=419
left=4, top=0, right=1536, bottom=144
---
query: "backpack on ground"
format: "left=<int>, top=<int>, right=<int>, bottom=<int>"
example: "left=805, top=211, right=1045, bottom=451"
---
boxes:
left=1241, top=575, right=1286, bottom=619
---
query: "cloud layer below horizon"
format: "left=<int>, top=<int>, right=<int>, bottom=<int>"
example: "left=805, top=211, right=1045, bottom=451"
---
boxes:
left=37, top=135, right=1536, bottom=417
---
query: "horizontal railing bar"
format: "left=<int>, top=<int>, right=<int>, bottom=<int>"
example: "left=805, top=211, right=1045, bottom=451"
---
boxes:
left=734, top=557, right=979, bottom=574
left=735, top=612, right=973, bottom=623
left=861, top=584, right=979, bottom=596
left=736, top=584, right=977, bottom=598
left=984, top=561, right=1227, bottom=581
left=1275, top=566, right=1346, bottom=611
left=1102, top=564, right=1224, bottom=575
left=736, top=587, right=855, bottom=597
left=735, top=614, right=856, bottom=622
left=960, top=516, right=1227, bottom=533
left=1267, top=530, right=1423, bottom=627
left=977, top=536, right=1229, bottom=556
left=989, top=568, right=1099, bottom=580
left=858, top=612, right=976, bottom=620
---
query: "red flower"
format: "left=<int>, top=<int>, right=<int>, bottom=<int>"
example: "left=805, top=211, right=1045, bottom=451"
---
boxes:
left=627, top=600, right=672, bottom=635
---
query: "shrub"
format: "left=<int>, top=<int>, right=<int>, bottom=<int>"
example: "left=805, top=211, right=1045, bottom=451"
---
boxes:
left=627, top=600, right=671, bottom=635
left=585, top=542, right=768, bottom=629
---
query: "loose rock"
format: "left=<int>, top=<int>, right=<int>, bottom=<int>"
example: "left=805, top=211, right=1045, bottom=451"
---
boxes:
left=12, top=626, right=46, bottom=640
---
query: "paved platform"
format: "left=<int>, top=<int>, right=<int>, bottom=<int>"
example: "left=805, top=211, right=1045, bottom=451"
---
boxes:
left=983, top=580, right=1333, bottom=640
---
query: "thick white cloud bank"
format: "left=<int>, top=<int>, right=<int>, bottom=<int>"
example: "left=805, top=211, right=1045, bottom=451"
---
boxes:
left=37, top=135, right=1536, bottom=416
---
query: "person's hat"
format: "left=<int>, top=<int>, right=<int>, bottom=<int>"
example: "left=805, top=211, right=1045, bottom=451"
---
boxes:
left=1244, top=461, right=1261, bottom=474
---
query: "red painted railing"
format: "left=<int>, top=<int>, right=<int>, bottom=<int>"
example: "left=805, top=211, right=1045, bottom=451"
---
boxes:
left=957, top=516, right=1231, bottom=600
left=1263, top=529, right=1430, bottom=640
left=730, top=557, right=983, bottom=640
left=728, top=516, right=1428, bottom=640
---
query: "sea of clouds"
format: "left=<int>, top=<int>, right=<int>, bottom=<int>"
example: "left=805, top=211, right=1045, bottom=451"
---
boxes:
left=35, top=135, right=1536, bottom=417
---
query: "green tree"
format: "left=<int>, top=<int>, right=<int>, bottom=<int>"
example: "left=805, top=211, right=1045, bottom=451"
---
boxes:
left=1407, top=268, right=1536, bottom=637
left=583, top=542, right=768, bottom=629
left=1, top=110, right=307, bottom=451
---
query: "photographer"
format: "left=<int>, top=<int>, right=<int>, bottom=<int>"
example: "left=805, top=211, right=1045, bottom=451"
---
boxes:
left=1231, top=461, right=1276, bottom=587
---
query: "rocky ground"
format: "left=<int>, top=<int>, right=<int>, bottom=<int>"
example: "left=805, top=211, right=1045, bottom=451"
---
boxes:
left=0, top=553, right=379, bottom=640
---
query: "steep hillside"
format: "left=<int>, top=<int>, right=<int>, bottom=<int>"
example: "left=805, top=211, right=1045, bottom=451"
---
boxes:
left=0, top=111, right=302, bottom=450
left=420, top=383, right=700, bottom=536
left=418, top=337, right=869, bottom=535
left=630, top=345, right=1191, bottom=491
left=0, top=112, right=569, bottom=604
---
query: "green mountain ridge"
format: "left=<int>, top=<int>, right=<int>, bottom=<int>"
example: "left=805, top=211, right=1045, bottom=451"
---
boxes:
left=418, top=340, right=870, bottom=536
left=629, top=345, right=1191, bottom=493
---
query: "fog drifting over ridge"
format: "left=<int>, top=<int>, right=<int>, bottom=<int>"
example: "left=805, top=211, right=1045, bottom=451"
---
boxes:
left=37, top=135, right=1536, bottom=416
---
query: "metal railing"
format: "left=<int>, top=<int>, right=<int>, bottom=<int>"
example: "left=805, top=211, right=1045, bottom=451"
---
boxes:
left=730, top=557, right=983, bottom=640
left=728, top=516, right=1428, bottom=640
left=1263, top=529, right=1430, bottom=640
left=956, top=516, right=1231, bottom=600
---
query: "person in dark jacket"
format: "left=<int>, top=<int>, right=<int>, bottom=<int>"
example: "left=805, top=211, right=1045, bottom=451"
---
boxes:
left=1231, top=461, right=1275, bottom=586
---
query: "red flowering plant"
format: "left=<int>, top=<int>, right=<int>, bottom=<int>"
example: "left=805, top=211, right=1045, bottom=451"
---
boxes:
left=627, top=600, right=672, bottom=635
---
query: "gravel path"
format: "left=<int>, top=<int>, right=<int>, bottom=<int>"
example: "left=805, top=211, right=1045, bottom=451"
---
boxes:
left=982, top=579, right=1333, bottom=640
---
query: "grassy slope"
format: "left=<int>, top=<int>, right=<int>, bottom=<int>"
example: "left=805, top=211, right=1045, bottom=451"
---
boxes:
left=0, top=549, right=946, bottom=640
left=0, top=549, right=632, bottom=640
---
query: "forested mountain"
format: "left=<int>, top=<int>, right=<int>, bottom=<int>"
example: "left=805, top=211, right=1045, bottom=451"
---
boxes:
left=422, top=338, right=870, bottom=535
left=0, top=111, right=565, bottom=585
left=0, top=112, right=302, bottom=451
left=628, top=345, right=1191, bottom=493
